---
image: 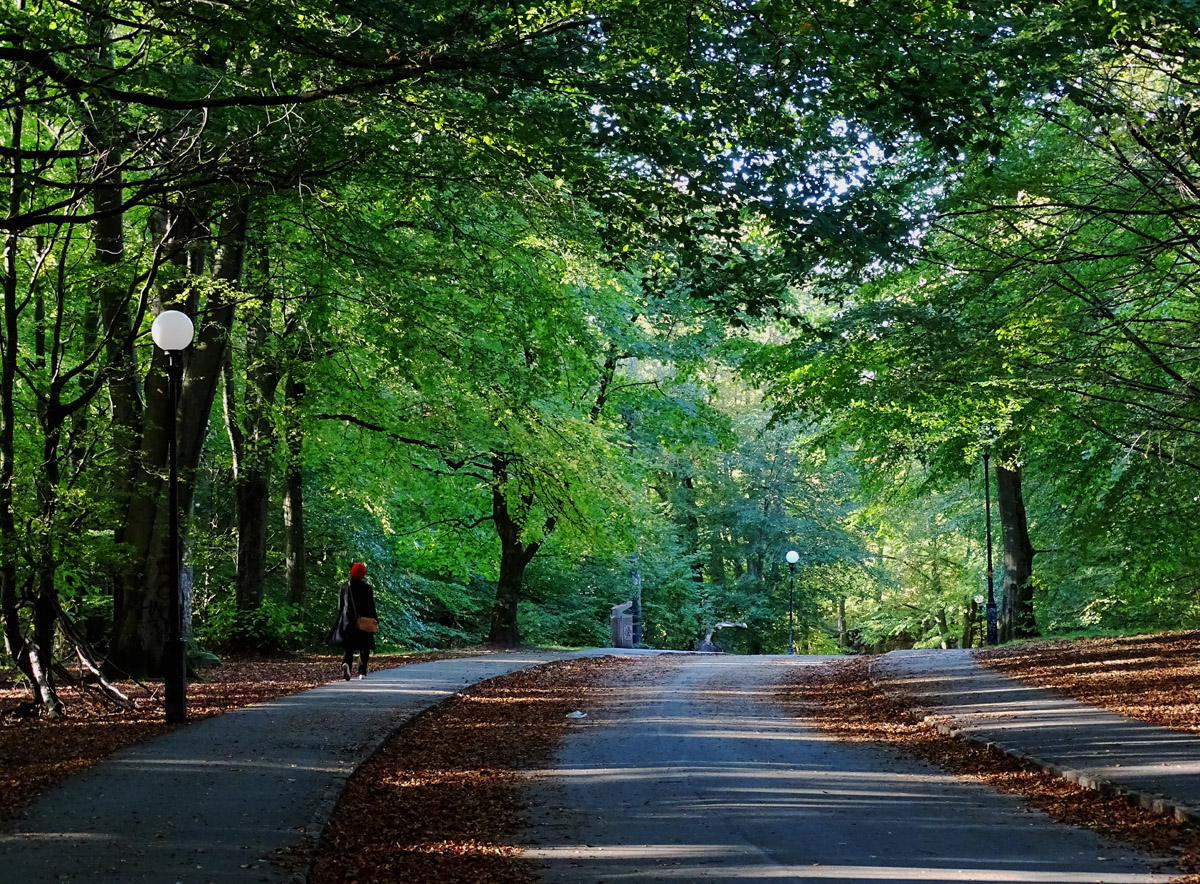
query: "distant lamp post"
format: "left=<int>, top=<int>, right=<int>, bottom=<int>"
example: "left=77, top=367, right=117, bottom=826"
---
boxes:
left=152, top=309, right=194, bottom=724
left=785, top=549, right=800, bottom=655
left=983, top=452, right=998, bottom=646
left=629, top=554, right=643, bottom=646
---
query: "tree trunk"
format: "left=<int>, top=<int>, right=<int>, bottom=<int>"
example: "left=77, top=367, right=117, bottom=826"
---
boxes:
left=97, top=150, right=139, bottom=524
left=934, top=607, right=950, bottom=649
left=30, top=380, right=69, bottom=717
left=223, top=264, right=280, bottom=612
left=0, top=98, right=31, bottom=703
left=282, top=371, right=307, bottom=606
left=487, top=457, right=544, bottom=648
left=89, top=17, right=140, bottom=637
left=111, top=201, right=246, bottom=674
left=996, top=463, right=1037, bottom=643
left=678, top=473, right=704, bottom=583
left=31, top=577, right=62, bottom=716
left=490, top=535, right=529, bottom=649
left=0, top=92, right=61, bottom=714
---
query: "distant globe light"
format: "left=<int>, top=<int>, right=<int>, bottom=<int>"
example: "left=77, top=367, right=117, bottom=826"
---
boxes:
left=785, top=550, right=799, bottom=564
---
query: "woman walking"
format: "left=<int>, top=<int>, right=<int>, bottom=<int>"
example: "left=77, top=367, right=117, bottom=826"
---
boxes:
left=328, top=562, right=378, bottom=679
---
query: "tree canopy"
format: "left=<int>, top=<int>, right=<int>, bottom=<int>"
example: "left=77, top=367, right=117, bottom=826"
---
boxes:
left=6, top=0, right=1200, bottom=715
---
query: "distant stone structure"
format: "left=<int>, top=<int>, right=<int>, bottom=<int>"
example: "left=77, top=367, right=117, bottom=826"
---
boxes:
left=698, top=621, right=747, bottom=652
left=610, top=601, right=635, bottom=648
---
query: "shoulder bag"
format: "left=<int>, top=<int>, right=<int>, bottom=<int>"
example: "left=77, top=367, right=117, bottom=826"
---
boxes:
left=348, top=585, right=378, bottom=634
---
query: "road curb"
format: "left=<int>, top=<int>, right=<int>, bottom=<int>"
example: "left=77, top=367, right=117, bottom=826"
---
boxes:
left=923, top=716, right=1200, bottom=824
left=866, top=661, right=1200, bottom=827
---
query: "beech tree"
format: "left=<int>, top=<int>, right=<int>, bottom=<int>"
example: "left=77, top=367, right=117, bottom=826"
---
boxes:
left=7, top=0, right=856, bottom=678
left=12, top=0, right=1200, bottom=715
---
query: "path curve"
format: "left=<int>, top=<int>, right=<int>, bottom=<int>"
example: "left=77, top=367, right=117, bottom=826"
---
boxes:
left=0, top=651, right=596, bottom=884
left=520, top=654, right=1173, bottom=883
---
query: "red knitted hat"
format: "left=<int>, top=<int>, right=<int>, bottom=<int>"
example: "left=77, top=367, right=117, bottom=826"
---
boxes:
left=350, top=562, right=367, bottom=579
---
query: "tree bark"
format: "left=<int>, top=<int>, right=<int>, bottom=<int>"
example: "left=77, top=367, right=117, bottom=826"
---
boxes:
left=0, top=95, right=33, bottom=705
left=678, top=473, right=704, bottom=583
left=934, top=607, right=951, bottom=649
left=490, top=534, right=529, bottom=649
left=112, top=201, right=246, bottom=674
left=282, top=371, right=307, bottom=606
left=487, top=457, right=544, bottom=648
left=996, top=463, right=1037, bottom=642
left=223, top=256, right=280, bottom=612
left=0, top=84, right=62, bottom=714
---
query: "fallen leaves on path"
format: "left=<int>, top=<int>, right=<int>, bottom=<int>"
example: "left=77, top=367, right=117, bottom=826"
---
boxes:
left=979, top=632, right=1200, bottom=735
left=308, top=655, right=637, bottom=884
left=780, top=656, right=1200, bottom=881
left=0, top=650, right=473, bottom=823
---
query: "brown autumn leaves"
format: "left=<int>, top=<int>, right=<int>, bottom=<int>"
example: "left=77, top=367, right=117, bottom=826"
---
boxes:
left=8, top=633, right=1200, bottom=881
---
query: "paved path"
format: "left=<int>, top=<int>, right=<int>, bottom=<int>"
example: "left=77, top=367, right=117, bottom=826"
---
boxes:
left=8, top=648, right=1200, bottom=884
left=874, top=649, right=1200, bottom=824
left=520, top=654, right=1173, bottom=883
left=0, top=650, right=614, bottom=884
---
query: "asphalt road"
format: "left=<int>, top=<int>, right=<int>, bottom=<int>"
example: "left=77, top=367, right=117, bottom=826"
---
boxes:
left=520, top=654, right=1175, bottom=884
left=0, top=651, right=593, bottom=884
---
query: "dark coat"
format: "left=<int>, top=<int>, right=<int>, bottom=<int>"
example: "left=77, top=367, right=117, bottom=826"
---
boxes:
left=326, top=578, right=378, bottom=651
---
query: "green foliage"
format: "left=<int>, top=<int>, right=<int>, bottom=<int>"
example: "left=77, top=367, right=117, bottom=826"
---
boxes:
left=381, top=574, right=493, bottom=649
left=195, top=598, right=308, bottom=654
left=16, top=0, right=1200, bottom=686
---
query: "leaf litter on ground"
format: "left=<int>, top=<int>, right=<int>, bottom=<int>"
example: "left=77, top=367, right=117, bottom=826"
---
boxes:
left=306, top=655, right=644, bottom=884
left=0, top=650, right=475, bottom=823
left=978, top=631, right=1200, bottom=736
left=779, top=642, right=1200, bottom=883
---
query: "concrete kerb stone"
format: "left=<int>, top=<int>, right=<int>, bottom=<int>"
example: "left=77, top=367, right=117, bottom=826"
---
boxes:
left=862, top=657, right=1200, bottom=828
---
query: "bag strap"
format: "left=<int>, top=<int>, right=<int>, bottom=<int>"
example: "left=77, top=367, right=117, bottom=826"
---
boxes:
left=347, top=582, right=359, bottom=622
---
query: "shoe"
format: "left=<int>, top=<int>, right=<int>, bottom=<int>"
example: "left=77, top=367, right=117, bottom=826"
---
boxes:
left=342, top=663, right=351, bottom=681
left=356, top=673, right=364, bottom=680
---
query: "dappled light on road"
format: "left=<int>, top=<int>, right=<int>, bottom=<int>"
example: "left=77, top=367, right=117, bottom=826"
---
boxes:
left=521, top=656, right=1173, bottom=884
left=525, top=844, right=1163, bottom=882
left=877, top=650, right=1200, bottom=803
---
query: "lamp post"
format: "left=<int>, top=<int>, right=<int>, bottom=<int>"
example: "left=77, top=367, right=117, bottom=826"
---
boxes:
left=983, top=452, right=998, bottom=646
left=629, top=553, right=643, bottom=646
left=151, top=310, right=195, bottom=724
left=785, top=549, right=799, bottom=655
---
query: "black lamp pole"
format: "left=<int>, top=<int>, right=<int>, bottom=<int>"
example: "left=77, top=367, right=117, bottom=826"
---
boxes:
left=629, top=553, right=642, bottom=646
left=152, top=310, right=193, bottom=724
left=984, top=451, right=998, bottom=646
left=787, top=563, right=795, bottom=655
left=785, top=550, right=798, bottom=655
left=163, top=349, right=187, bottom=723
